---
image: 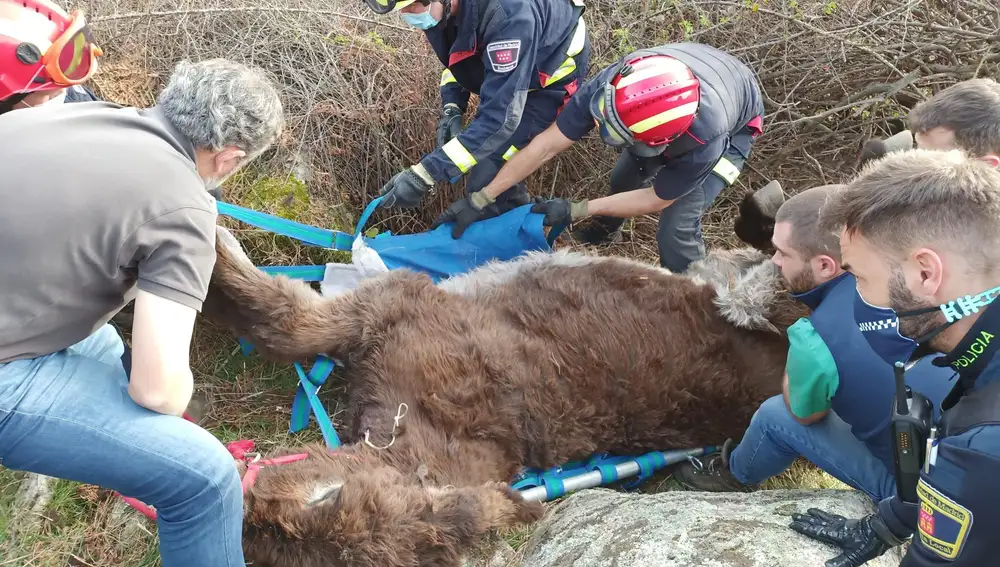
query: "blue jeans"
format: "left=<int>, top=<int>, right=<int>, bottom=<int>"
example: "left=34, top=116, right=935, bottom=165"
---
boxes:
left=728, top=395, right=897, bottom=503
left=0, top=324, right=244, bottom=567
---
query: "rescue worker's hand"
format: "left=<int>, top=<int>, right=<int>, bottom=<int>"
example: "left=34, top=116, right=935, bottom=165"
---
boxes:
left=529, top=198, right=589, bottom=227
left=436, top=103, right=464, bottom=147
left=789, top=508, right=905, bottom=567
left=378, top=164, right=435, bottom=210
left=431, top=190, right=499, bottom=239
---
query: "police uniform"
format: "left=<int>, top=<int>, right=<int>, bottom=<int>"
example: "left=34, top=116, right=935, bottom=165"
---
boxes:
left=786, top=273, right=956, bottom=471
left=555, top=42, right=764, bottom=273
left=421, top=0, right=590, bottom=210
left=877, top=298, right=1000, bottom=565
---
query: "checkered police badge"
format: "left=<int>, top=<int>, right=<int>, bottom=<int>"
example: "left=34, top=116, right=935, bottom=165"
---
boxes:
left=487, top=40, right=521, bottom=73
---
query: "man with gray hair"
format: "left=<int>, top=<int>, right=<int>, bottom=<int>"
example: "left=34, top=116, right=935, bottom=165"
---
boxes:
left=789, top=149, right=1000, bottom=567
left=0, top=58, right=283, bottom=566
left=674, top=182, right=954, bottom=518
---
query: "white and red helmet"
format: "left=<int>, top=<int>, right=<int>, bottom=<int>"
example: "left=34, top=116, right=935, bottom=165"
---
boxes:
left=0, top=0, right=102, bottom=105
left=590, top=52, right=700, bottom=156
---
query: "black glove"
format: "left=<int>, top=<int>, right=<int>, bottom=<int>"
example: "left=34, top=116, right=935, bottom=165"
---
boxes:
left=789, top=508, right=906, bottom=567
left=529, top=198, right=589, bottom=227
left=431, top=190, right=500, bottom=239
left=378, top=165, right=435, bottom=209
left=436, top=103, right=464, bottom=148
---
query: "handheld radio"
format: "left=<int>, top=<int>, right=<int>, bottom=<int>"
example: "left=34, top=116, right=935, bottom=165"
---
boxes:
left=890, top=361, right=933, bottom=504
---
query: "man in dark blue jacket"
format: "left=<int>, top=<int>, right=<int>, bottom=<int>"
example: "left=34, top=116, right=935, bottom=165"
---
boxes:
left=365, top=0, right=590, bottom=215
left=434, top=42, right=764, bottom=274
left=672, top=183, right=954, bottom=507
left=784, top=149, right=1000, bottom=567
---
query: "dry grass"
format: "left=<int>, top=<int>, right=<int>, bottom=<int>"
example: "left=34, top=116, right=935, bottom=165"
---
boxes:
left=2, top=0, right=995, bottom=563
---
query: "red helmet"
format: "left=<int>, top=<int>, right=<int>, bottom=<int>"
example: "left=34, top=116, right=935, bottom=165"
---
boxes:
left=590, top=53, right=700, bottom=156
left=0, top=0, right=103, bottom=104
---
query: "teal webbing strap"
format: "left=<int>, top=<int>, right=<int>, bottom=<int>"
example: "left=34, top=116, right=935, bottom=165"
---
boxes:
left=216, top=201, right=354, bottom=251
left=259, top=265, right=328, bottom=281
left=354, top=195, right=384, bottom=240
left=540, top=471, right=566, bottom=500
left=291, top=358, right=341, bottom=448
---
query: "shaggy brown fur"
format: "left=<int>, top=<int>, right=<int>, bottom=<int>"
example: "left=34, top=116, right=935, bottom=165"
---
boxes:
left=200, top=236, right=810, bottom=567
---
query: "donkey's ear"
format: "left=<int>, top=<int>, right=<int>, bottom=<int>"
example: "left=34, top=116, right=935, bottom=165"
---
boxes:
left=304, top=480, right=344, bottom=508
left=734, top=180, right=785, bottom=253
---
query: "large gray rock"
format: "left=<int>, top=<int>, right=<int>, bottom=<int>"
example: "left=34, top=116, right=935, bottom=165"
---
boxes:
left=513, top=488, right=907, bottom=567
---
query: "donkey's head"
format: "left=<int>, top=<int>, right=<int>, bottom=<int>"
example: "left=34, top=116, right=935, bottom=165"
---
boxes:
left=686, top=247, right=811, bottom=334
left=238, top=443, right=544, bottom=567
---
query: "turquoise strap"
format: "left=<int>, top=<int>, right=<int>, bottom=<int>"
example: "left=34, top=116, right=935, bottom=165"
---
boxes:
left=291, top=358, right=341, bottom=448
left=259, top=265, right=327, bottom=281
left=353, top=196, right=384, bottom=240
left=216, top=201, right=354, bottom=251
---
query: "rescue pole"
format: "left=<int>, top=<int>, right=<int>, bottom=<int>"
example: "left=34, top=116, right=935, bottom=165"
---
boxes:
left=516, top=446, right=715, bottom=503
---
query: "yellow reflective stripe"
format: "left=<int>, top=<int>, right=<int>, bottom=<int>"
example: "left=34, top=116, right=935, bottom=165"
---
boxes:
left=440, top=68, right=457, bottom=86
left=542, top=57, right=577, bottom=88
left=712, top=157, right=741, bottom=185
left=389, top=0, right=416, bottom=10
left=615, top=57, right=691, bottom=90
left=502, top=145, right=519, bottom=161
left=628, top=101, right=699, bottom=134
left=541, top=16, right=585, bottom=89
left=442, top=138, right=477, bottom=173
left=567, top=16, right=586, bottom=57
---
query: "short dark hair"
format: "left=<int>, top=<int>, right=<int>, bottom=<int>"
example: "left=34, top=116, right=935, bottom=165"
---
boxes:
left=774, top=184, right=844, bottom=261
left=908, top=78, right=1000, bottom=157
left=822, top=149, right=1000, bottom=273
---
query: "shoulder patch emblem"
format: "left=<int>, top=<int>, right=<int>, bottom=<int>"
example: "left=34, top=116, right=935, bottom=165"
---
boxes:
left=917, top=478, right=973, bottom=560
left=486, top=40, right=521, bottom=73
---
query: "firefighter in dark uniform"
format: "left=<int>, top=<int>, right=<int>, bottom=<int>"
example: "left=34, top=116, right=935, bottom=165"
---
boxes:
left=364, top=0, right=591, bottom=216
left=434, top=42, right=764, bottom=274
left=788, top=149, right=1000, bottom=567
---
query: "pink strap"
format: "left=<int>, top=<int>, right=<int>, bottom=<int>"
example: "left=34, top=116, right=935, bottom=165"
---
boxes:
left=240, top=451, right=311, bottom=493
left=120, top=441, right=321, bottom=519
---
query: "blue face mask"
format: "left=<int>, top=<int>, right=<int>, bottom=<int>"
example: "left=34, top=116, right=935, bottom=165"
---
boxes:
left=854, top=284, right=1000, bottom=367
left=854, top=289, right=922, bottom=367
left=401, top=10, right=440, bottom=30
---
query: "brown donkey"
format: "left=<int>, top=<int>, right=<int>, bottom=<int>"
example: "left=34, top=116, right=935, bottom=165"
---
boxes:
left=199, top=216, right=805, bottom=567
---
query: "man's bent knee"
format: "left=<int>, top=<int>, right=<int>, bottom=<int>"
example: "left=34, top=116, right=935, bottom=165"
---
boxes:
left=147, top=427, right=242, bottom=517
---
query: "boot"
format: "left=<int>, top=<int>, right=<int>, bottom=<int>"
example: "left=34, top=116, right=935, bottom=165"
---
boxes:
left=672, top=439, right=755, bottom=492
left=567, top=216, right=624, bottom=246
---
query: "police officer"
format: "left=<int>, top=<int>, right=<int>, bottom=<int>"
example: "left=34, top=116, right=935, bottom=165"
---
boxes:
left=671, top=183, right=954, bottom=500
left=365, top=0, right=590, bottom=216
left=434, top=42, right=764, bottom=274
left=787, top=148, right=1000, bottom=567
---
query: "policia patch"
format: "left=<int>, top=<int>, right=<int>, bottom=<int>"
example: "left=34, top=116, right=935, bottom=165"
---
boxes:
left=917, top=478, right=973, bottom=560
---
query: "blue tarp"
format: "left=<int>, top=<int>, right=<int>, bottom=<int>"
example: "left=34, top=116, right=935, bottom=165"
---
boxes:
left=365, top=204, right=561, bottom=281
